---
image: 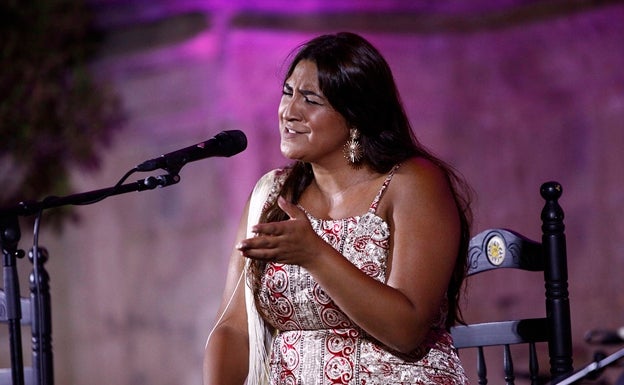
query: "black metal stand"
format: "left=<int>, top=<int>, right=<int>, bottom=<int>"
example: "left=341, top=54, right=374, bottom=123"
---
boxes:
left=1, top=214, right=27, bottom=385
left=0, top=172, right=180, bottom=385
left=554, top=347, right=624, bottom=385
left=30, top=246, right=53, bottom=385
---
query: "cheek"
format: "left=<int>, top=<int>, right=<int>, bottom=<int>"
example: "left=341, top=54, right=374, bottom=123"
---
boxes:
left=277, top=97, right=288, bottom=119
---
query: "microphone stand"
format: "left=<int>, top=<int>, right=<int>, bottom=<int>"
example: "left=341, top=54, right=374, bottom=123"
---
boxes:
left=1, top=214, right=27, bottom=385
left=0, top=171, right=180, bottom=385
left=553, top=347, right=624, bottom=385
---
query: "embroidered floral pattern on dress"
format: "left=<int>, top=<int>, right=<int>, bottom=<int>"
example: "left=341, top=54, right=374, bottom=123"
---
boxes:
left=255, top=165, right=468, bottom=385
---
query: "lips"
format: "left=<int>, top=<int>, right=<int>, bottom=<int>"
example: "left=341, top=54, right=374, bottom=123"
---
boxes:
left=283, top=126, right=305, bottom=135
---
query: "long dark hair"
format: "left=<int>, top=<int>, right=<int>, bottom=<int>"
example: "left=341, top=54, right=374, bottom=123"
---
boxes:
left=250, top=32, right=472, bottom=329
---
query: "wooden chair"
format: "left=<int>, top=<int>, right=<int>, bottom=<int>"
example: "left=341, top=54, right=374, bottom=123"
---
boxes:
left=451, top=181, right=573, bottom=385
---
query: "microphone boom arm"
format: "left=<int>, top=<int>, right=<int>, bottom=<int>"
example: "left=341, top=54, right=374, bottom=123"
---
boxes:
left=0, top=130, right=247, bottom=384
left=0, top=171, right=180, bottom=385
left=0, top=173, right=180, bottom=218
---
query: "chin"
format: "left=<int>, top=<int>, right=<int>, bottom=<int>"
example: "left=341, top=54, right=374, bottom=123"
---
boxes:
left=280, top=147, right=301, bottom=161
left=282, top=153, right=303, bottom=162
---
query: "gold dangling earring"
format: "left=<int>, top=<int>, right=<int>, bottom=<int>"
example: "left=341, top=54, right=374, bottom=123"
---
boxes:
left=343, top=128, right=363, bottom=165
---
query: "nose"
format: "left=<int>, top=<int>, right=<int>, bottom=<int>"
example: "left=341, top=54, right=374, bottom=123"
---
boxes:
left=280, top=94, right=301, bottom=121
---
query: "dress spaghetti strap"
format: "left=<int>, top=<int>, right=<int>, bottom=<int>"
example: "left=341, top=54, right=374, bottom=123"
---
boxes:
left=369, top=163, right=401, bottom=214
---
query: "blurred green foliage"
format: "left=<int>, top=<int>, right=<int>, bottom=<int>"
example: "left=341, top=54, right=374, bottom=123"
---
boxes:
left=0, top=0, right=123, bottom=229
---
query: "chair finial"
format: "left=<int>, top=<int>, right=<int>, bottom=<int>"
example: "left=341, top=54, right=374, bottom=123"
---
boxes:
left=540, top=181, right=562, bottom=201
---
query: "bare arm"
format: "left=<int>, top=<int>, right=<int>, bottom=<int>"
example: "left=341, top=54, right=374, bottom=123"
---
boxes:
left=238, top=158, right=461, bottom=354
left=203, top=199, right=251, bottom=385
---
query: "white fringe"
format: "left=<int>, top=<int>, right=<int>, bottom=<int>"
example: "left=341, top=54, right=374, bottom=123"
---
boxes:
left=244, top=263, right=272, bottom=385
left=244, top=171, right=276, bottom=385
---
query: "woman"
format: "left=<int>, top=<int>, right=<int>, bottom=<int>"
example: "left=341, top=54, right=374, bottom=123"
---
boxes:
left=204, top=32, right=472, bottom=385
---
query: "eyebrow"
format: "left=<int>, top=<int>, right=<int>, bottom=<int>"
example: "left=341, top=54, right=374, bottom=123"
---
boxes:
left=284, top=82, right=326, bottom=100
left=301, top=89, right=324, bottom=99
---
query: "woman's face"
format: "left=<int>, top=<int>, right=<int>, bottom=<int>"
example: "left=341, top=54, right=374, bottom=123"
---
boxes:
left=278, top=60, right=350, bottom=167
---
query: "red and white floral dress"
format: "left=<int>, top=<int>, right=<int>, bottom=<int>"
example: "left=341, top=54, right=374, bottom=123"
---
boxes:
left=255, top=166, right=468, bottom=385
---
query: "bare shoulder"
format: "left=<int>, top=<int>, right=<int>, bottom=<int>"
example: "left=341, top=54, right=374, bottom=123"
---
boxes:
left=375, top=157, right=456, bottom=223
left=381, top=157, right=460, bottom=243
left=389, top=157, right=453, bottom=201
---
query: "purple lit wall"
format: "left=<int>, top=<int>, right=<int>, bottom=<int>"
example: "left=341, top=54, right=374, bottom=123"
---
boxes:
left=3, top=1, right=623, bottom=384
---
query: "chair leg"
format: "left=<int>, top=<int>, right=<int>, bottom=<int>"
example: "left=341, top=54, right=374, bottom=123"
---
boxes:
left=504, top=344, right=515, bottom=385
left=529, top=342, right=539, bottom=385
left=477, top=346, right=488, bottom=385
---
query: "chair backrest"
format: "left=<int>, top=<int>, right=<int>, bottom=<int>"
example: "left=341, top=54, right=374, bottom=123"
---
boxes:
left=451, top=181, right=573, bottom=385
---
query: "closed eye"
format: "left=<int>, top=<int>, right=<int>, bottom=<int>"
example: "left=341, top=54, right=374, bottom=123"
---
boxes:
left=282, top=84, right=293, bottom=96
left=282, top=83, right=325, bottom=105
left=301, top=90, right=324, bottom=106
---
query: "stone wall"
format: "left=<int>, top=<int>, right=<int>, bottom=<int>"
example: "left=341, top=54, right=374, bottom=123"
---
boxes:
left=3, top=1, right=624, bottom=384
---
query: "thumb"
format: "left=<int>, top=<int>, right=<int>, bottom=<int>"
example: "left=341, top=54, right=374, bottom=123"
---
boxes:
left=277, top=196, right=306, bottom=219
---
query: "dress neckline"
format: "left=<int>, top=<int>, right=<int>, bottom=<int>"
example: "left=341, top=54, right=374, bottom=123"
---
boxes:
left=297, top=164, right=400, bottom=222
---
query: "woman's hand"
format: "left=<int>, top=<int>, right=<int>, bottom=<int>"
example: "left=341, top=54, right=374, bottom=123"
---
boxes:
left=237, top=196, right=328, bottom=268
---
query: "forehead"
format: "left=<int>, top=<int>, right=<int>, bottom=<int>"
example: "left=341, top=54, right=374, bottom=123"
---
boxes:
left=285, top=60, right=319, bottom=88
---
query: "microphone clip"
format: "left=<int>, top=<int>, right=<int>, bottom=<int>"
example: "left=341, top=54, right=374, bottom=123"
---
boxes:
left=140, top=173, right=181, bottom=190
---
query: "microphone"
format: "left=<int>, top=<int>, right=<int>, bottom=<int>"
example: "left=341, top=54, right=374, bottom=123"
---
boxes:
left=585, top=327, right=624, bottom=345
left=136, top=130, right=247, bottom=172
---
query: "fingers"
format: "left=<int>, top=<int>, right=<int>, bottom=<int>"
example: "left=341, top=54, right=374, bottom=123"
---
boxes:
left=277, top=196, right=306, bottom=220
left=250, top=222, right=281, bottom=236
left=236, top=236, right=277, bottom=261
left=249, top=197, right=304, bottom=235
left=238, top=197, right=309, bottom=263
left=237, top=224, right=283, bottom=254
left=238, top=222, right=293, bottom=261
left=237, top=236, right=273, bottom=250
